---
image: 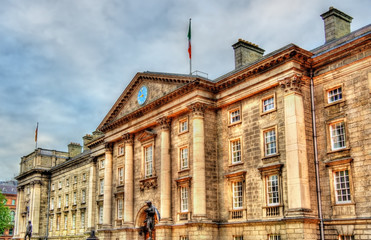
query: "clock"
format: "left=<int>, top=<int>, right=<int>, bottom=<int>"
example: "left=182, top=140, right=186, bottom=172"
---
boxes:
left=137, top=86, right=148, bottom=105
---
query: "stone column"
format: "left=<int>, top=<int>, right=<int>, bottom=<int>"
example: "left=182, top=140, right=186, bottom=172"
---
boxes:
left=123, top=133, right=134, bottom=225
left=31, top=180, right=41, bottom=235
left=14, top=187, right=24, bottom=237
left=103, top=143, right=113, bottom=227
left=157, top=117, right=172, bottom=222
left=280, top=74, right=311, bottom=213
left=87, top=160, right=96, bottom=230
left=188, top=102, right=207, bottom=219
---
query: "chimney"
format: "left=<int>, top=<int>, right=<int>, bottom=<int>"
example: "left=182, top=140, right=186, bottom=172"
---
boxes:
left=68, top=142, right=82, bottom=158
left=321, top=7, right=353, bottom=43
left=232, top=39, right=264, bottom=69
left=82, top=134, right=93, bottom=151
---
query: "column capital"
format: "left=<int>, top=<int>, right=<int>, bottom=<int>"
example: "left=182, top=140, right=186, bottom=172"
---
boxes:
left=279, top=74, right=305, bottom=94
left=122, top=133, right=134, bottom=144
left=104, top=142, right=113, bottom=152
left=157, top=117, right=172, bottom=130
left=187, top=102, right=207, bottom=117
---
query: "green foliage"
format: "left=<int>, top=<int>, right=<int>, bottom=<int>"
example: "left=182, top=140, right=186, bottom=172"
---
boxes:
left=0, top=191, right=12, bottom=234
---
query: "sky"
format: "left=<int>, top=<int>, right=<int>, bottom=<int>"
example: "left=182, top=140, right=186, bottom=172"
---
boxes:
left=0, top=0, right=370, bottom=180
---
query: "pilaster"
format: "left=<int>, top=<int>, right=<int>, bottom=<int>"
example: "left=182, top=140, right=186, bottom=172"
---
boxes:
left=157, top=117, right=172, bottom=223
left=279, top=74, right=311, bottom=215
left=31, top=180, right=42, bottom=235
left=87, top=159, right=97, bottom=230
left=103, top=143, right=113, bottom=227
left=123, top=133, right=134, bottom=225
left=188, top=102, right=208, bottom=220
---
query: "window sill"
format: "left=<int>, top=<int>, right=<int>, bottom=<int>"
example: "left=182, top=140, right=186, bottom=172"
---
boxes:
left=228, top=121, right=242, bottom=128
left=178, top=130, right=189, bottom=136
left=324, top=99, right=345, bottom=108
left=261, top=153, right=280, bottom=160
left=333, top=202, right=355, bottom=206
left=260, top=108, right=277, bottom=116
left=140, top=176, right=158, bottom=191
left=178, top=168, right=190, bottom=174
left=327, top=147, right=350, bottom=155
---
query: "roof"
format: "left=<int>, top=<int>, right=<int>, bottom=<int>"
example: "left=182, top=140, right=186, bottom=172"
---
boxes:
left=0, top=183, right=17, bottom=194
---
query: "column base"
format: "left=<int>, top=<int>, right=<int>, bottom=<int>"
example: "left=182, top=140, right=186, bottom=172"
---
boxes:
left=285, top=208, right=314, bottom=218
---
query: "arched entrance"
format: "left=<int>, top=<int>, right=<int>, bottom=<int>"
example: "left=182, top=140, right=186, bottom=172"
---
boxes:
left=135, top=204, right=160, bottom=240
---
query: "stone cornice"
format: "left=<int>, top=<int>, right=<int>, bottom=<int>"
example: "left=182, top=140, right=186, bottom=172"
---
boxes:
left=86, top=136, right=105, bottom=149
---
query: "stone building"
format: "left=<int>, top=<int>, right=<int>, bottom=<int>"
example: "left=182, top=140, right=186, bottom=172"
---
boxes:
left=0, top=181, right=17, bottom=240
left=14, top=7, right=371, bottom=240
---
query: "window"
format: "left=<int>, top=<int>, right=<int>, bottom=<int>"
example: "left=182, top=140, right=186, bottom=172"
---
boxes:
left=179, top=118, right=188, bottom=133
left=81, top=212, right=85, bottom=229
left=229, top=108, right=241, bottom=124
left=50, top=218, right=53, bottom=231
left=269, top=235, right=281, bottom=240
left=100, top=159, right=105, bottom=169
left=51, top=183, right=55, bottom=191
left=8, top=228, right=13, bottom=235
left=339, top=235, right=354, bottom=240
left=65, top=194, right=69, bottom=207
left=233, top=236, right=243, bottom=240
left=180, top=147, right=189, bottom=170
left=73, top=192, right=77, bottom=205
left=230, top=139, right=242, bottom=164
left=72, top=214, right=76, bottom=229
left=50, top=198, right=54, bottom=210
left=58, top=181, right=62, bottom=189
left=11, top=199, right=15, bottom=205
left=232, top=181, right=243, bottom=209
left=180, top=186, right=188, bottom=212
left=267, top=175, right=280, bottom=206
left=66, top=178, right=69, bottom=187
left=82, top=173, right=86, bottom=181
left=99, top=179, right=104, bottom=195
left=64, top=215, right=68, bottom=229
left=56, top=215, right=60, bottom=230
left=117, top=199, right=123, bottom=219
left=328, top=86, right=342, bottom=103
left=334, top=170, right=351, bottom=204
left=330, top=121, right=346, bottom=150
left=180, top=236, right=188, bottom=240
left=118, top=145, right=124, bottom=156
left=144, top=145, right=153, bottom=178
left=118, top=168, right=124, bottom=185
left=262, top=96, right=275, bottom=112
left=264, top=129, right=277, bottom=156
left=99, top=206, right=103, bottom=224
left=81, top=189, right=86, bottom=203
left=10, top=211, right=15, bottom=222
left=58, top=196, right=61, bottom=208
left=74, top=176, right=77, bottom=184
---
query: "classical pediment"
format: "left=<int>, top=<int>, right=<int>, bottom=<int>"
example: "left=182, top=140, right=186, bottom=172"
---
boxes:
left=98, top=72, right=195, bottom=131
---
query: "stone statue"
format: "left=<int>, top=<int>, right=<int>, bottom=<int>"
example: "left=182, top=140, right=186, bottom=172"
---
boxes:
left=144, top=201, right=155, bottom=240
left=24, top=221, right=32, bottom=240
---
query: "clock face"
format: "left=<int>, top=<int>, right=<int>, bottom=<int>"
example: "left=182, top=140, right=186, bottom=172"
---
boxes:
left=137, top=86, right=148, bottom=105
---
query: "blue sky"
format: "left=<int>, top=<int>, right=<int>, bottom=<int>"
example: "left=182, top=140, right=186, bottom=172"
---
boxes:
left=0, top=0, right=370, bottom=180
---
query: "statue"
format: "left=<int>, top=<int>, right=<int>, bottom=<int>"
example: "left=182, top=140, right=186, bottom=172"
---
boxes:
left=24, top=220, right=32, bottom=240
left=144, top=201, right=155, bottom=240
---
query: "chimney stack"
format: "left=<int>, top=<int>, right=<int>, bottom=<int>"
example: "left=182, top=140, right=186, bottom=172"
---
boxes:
left=82, top=134, right=93, bottom=151
left=321, top=7, right=353, bottom=43
left=68, top=142, right=82, bottom=158
left=232, top=39, right=264, bottom=69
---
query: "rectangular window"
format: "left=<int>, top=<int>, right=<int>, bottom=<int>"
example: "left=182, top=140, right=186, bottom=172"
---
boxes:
left=180, top=147, right=189, bottom=170
left=51, top=183, right=55, bottom=191
left=118, top=167, right=124, bottom=185
left=56, top=215, right=60, bottom=231
left=81, top=189, right=86, bottom=203
left=100, top=179, right=104, bottom=195
left=118, top=145, right=124, bottom=156
left=81, top=212, right=85, bottom=229
left=73, top=192, right=77, bottom=205
left=267, top=175, right=280, bottom=206
left=330, top=122, right=346, bottom=150
left=74, top=176, right=77, bottom=184
left=64, top=215, right=68, bottom=229
left=100, top=159, right=105, bottom=169
left=339, top=235, right=354, bottom=240
left=50, top=218, right=53, bottom=231
left=180, top=236, right=188, bottom=240
left=263, top=96, right=275, bottom=112
left=328, top=87, right=342, bottom=103
left=264, top=129, right=277, bottom=156
left=65, top=194, right=69, bottom=207
left=334, top=170, right=351, bottom=204
left=229, top=109, right=241, bottom=124
left=58, top=181, right=62, bottom=189
left=58, top=196, right=61, bottom=208
left=82, top=173, right=86, bottom=181
left=233, top=236, right=243, bottom=240
left=72, top=214, right=76, bottom=229
left=66, top=178, right=69, bottom=187
left=50, top=198, right=54, bottom=210
left=269, top=235, right=281, bottom=240
left=232, top=181, right=243, bottom=209
left=231, top=139, right=241, bottom=164
left=11, top=199, right=15, bottom=205
left=117, top=199, right=123, bottom=219
left=99, top=206, right=103, bottom=224
left=179, top=118, right=188, bottom=133
left=180, top=186, right=188, bottom=212
left=144, top=145, right=153, bottom=177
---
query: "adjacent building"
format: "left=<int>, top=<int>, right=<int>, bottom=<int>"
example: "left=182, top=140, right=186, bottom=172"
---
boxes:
left=0, top=181, right=17, bottom=240
left=14, top=7, right=371, bottom=240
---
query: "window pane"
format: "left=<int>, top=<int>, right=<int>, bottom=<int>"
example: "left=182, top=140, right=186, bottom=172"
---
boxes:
left=334, top=170, right=351, bottom=203
left=330, top=122, right=346, bottom=150
left=263, top=97, right=274, bottom=112
left=328, top=87, right=342, bottom=103
left=264, top=129, right=277, bottom=156
left=231, top=140, right=241, bottom=164
left=145, top=145, right=153, bottom=177
left=230, top=109, right=241, bottom=123
left=267, top=175, right=280, bottom=206
left=233, top=181, right=243, bottom=209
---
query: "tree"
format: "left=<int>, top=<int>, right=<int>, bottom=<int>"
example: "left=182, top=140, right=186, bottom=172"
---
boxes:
left=0, top=191, right=12, bottom=234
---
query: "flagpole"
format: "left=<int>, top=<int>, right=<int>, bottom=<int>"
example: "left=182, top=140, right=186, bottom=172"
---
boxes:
left=35, top=122, right=39, bottom=149
left=188, top=18, right=192, bottom=75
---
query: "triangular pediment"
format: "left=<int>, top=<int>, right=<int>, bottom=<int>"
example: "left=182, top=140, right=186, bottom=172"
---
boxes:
left=137, top=130, right=157, bottom=143
left=98, top=72, right=195, bottom=131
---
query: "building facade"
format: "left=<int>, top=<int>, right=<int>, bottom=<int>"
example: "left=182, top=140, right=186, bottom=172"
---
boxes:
left=0, top=181, right=17, bottom=240
left=14, top=7, right=371, bottom=240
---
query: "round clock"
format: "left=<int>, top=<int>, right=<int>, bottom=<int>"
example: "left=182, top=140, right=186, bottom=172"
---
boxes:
left=137, top=86, right=148, bottom=105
